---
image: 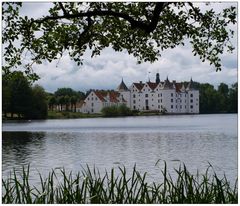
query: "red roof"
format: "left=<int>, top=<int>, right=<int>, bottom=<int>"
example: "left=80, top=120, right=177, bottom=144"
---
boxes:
left=133, top=83, right=144, bottom=91
left=95, top=91, right=106, bottom=102
left=93, top=91, right=126, bottom=103
left=175, top=83, right=182, bottom=93
left=147, top=82, right=158, bottom=90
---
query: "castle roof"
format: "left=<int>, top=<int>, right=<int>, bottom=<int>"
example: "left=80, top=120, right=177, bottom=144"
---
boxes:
left=94, top=91, right=127, bottom=103
left=116, top=79, right=129, bottom=91
left=133, top=82, right=144, bottom=91
left=186, top=78, right=196, bottom=90
left=163, top=77, right=174, bottom=89
left=174, top=83, right=182, bottom=93
left=147, top=82, right=158, bottom=90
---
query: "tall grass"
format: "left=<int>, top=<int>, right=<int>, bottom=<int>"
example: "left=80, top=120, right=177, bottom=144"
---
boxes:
left=2, top=162, right=238, bottom=204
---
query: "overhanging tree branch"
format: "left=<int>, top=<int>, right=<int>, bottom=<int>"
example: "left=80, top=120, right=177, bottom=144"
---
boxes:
left=36, top=2, right=169, bottom=33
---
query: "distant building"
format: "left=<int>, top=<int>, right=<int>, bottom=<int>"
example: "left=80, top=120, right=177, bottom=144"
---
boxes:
left=78, top=73, right=199, bottom=114
left=77, top=90, right=127, bottom=113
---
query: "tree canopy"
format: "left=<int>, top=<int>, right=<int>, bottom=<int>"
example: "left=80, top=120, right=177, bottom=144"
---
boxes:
left=2, top=72, right=48, bottom=119
left=2, top=2, right=236, bottom=80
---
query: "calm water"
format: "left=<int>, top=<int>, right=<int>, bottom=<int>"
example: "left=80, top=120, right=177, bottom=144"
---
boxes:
left=2, top=114, right=238, bottom=184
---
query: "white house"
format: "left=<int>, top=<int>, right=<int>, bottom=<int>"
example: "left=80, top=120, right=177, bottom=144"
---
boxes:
left=77, top=73, right=199, bottom=114
left=77, top=90, right=127, bottom=113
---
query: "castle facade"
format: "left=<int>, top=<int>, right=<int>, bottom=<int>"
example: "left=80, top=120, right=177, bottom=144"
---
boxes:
left=78, top=73, right=199, bottom=114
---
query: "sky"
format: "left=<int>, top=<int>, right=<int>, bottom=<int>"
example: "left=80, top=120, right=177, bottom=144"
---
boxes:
left=15, top=2, right=238, bottom=93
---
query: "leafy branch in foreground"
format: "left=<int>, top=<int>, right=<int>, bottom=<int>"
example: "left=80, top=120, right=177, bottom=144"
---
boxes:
left=2, top=2, right=237, bottom=80
left=2, top=163, right=238, bottom=204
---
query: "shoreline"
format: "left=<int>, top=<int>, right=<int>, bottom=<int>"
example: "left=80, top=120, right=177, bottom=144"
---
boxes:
left=2, top=111, right=236, bottom=122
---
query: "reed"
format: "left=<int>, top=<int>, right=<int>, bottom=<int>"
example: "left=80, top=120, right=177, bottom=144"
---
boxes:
left=2, top=162, right=238, bottom=204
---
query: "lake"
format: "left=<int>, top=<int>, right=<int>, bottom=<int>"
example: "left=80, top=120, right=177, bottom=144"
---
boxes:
left=2, top=114, right=238, bottom=185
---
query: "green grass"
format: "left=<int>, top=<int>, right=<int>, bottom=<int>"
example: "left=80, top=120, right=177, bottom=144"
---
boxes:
left=47, top=111, right=102, bottom=119
left=2, top=162, right=238, bottom=204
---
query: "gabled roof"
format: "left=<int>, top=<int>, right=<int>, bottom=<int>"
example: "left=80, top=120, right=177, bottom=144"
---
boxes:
left=116, top=79, right=129, bottom=91
left=163, top=77, right=174, bottom=89
left=174, top=83, right=182, bottom=93
left=147, top=82, right=158, bottom=90
left=93, top=90, right=127, bottom=103
left=186, top=78, right=195, bottom=90
left=133, top=82, right=144, bottom=91
left=95, top=91, right=106, bottom=102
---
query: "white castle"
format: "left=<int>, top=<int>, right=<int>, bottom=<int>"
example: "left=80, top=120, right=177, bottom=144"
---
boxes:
left=78, top=73, right=199, bottom=114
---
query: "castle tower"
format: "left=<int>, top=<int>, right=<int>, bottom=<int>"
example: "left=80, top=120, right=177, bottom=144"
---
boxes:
left=156, top=73, right=160, bottom=84
left=116, top=78, right=131, bottom=108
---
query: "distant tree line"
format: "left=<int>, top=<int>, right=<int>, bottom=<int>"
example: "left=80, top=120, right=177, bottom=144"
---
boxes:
left=2, top=71, right=237, bottom=119
left=198, top=82, right=237, bottom=114
left=2, top=71, right=48, bottom=119
left=48, top=88, right=85, bottom=112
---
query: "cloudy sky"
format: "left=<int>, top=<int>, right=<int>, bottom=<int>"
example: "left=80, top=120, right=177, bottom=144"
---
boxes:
left=18, top=2, right=238, bottom=93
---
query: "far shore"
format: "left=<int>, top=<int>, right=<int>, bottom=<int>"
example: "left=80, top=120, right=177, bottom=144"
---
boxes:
left=2, top=111, right=236, bottom=122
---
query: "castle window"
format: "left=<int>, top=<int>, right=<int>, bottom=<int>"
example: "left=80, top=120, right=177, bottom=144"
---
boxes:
left=190, top=105, right=193, bottom=109
left=190, top=99, right=193, bottom=103
left=133, top=105, right=136, bottom=109
left=161, top=93, right=162, bottom=97
left=158, top=100, right=160, bottom=103
left=171, top=99, right=173, bottom=103
left=133, top=94, right=136, bottom=98
left=171, top=105, right=173, bottom=109
left=92, top=97, right=94, bottom=100
left=190, top=94, right=193, bottom=97
left=91, top=103, right=94, bottom=107
left=180, top=105, right=182, bottom=109
left=95, top=97, right=97, bottom=101
left=133, top=100, right=136, bottom=104
left=171, top=93, right=173, bottom=97
left=176, top=105, right=177, bottom=109
left=161, top=99, right=162, bottom=103
left=152, top=94, right=154, bottom=96
left=145, top=94, right=148, bottom=98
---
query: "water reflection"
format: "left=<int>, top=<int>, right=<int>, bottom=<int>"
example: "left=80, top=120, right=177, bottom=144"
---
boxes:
left=2, top=131, right=237, bottom=185
left=2, top=114, right=238, bottom=185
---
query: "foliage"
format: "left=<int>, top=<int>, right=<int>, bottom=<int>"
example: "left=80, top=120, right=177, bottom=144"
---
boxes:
left=28, top=85, right=48, bottom=119
left=101, top=104, right=133, bottom=117
left=2, top=72, right=48, bottom=119
left=47, top=111, right=102, bottom=119
left=48, top=87, right=85, bottom=112
left=198, top=82, right=237, bottom=113
left=2, top=163, right=238, bottom=204
left=2, top=2, right=237, bottom=79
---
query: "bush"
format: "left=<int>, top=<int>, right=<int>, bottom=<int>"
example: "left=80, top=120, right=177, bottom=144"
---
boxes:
left=101, top=104, right=132, bottom=117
